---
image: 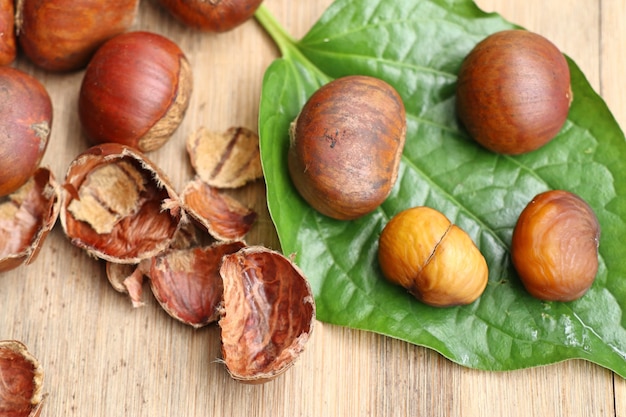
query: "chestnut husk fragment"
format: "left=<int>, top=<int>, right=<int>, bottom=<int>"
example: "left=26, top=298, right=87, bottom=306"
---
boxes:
left=182, top=177, right=257, bottom=242
left=149, top=241, right=246, bottom=327
left=0, top=340, right=45, bottom=417
left=60, top=143, right=186, bottom=264
left=0, top=167, right=60, bottom=273
left=219, top=246, right=315, bottom=383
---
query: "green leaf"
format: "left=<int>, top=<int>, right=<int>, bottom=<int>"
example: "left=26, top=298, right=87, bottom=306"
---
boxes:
left=256, top=0, right=626, bottom=376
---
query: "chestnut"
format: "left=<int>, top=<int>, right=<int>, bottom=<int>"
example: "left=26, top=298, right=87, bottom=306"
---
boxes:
left=0, top=67, right=53, bottom=197
left=456, top=30, right=572, bottom=155
left=158, top=0, right=264, bottom=32
left=288, top=75, right=406, bottom=220
left=378, top=206, right=488, bottom=307
left=16, top=0, right=139, bottom=72
left=78, top=31, right=193, bottom=152
left=511, top=190, right=600, bottom=302
left=0, top=0, right=16, bottom=66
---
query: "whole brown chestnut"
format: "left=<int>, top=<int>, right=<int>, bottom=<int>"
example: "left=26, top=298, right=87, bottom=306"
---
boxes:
left=15, top=0, right=139, bottom=72
left=378, top=206, right=488, bottom=307
left=288, top=75, right=406, bottom=220
left=78, top=31, right=193, bottom=152
left=158, top=0, right=264, bottom=32
left=0, top=0, right=16, bottom=66
left=456, top=30, right=572, bottom=155
left=0, top=66, right=53, bottom=197
left=511, top=190, right=600, bottom=301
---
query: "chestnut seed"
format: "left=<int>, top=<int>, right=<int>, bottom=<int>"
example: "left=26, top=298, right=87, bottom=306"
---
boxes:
left=511, top=190, right=600, bottom=302
left=60, top=143, right=186, bottom=264
left=378, top=206, right=488, bottom=307
left=15, top=0, right=139, bottom=72
left=0, top=67, right=53, bottom=197
left=0, top=167, right=60, bottom=273
left=0, top=0, right=16, bottom=66
left=158, top=0, right=264, bottom=32
left=78, top=31, right=193, bottom=152
left=456, top=30, right=572, bottom=155
left=288, top=75, right=406, bottom=220
left=0, top=340, right=45, bottom=417
left=219, top=246, right=315, bottom=383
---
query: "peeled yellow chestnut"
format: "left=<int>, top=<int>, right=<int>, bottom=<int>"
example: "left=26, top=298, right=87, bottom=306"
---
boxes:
left=16, top=0, right=139, bottom=72
left=78, top=31, right=193, bottom=152
left=456, top=30, right=572, bottom=155
left=158, top=0, right=264, bottom=32
left=0, top=340, right=45, bottom=417
left=511, top=190, right=600, bottom=302
left=0, top=67, right=53, bottom=197
left=288, top=75, right=406, bottom=220
left=378, top=206, right=488, bottom=307
left=219, top=246, right=315, bottom=383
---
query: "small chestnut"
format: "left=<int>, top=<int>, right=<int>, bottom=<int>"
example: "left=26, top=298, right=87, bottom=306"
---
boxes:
left=16, top=0, right=139, bottom=72
left=378, top=206, right=488, bottom=307
left=511, top=190, right=600, bottom=301
left=288, top=75, right=406, bottom=220
left=0, top=340, right=45, bottom=417
left=78, top=31, right=193, bottom=152
left=158, top=0, right=264, bottom=32
left=0, top=67, right=53, bottom=197
left=456, top=30, right=572, bottom=155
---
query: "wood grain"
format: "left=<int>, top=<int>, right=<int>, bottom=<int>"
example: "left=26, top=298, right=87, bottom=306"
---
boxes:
left=1, top=1, right=624, bottom=416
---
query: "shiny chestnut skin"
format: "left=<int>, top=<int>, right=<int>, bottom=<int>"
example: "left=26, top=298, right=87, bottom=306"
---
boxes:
left=288, top=75, right=406, bottom=220
left=158, top=0, right=264, bottom=32
left=0, top=67, right=53, bottom=197
left=456, top=30, right=572, bottom=155
left=0, top=0, right=16, bottom=66
left=16, top=0, right=139, bottom=72
left=78, top=31, right=193, bottom=152
left=378, top=206, right=488, bottom=307
left=511, top=190, right=600, bottom=302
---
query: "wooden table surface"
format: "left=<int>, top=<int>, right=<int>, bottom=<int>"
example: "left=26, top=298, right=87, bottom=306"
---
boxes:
left=2, top=0, right=625, bottom=416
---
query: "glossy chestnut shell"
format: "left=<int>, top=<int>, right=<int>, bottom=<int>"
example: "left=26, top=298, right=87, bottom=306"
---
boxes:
left=511, top=190, right=600, bottom=301
left=288, top=75, right=406, bottom=220
left=456, top=30, right=572, bottom=155
left=158, top=0, right=264, bottom=32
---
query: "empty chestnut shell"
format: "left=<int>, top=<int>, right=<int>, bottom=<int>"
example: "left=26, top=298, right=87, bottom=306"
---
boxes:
left=0, top=67, right=53, bottom=197
left=456, top=30, right=572, bottom=155
left=511, top=190, right=600, bottom=301
left=0, top=340, right=45, bottom=417
left=288, top=75, right=406, bottom=220
left=0, top=0, right=16, bottom=66
left=60, top=143, right=186, bottom=263
left=0, top=167, right=60, bottom=272
left=78, top=31, right=193, bottom=152
left=219, top=246, right=315, bottom=383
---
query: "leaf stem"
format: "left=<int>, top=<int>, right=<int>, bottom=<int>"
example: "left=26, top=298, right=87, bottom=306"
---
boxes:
left=254, top=4, right=297, bottom=58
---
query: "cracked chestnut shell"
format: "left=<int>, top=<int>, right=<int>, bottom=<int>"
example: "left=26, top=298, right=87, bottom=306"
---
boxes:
left=78, top=31, right=193, bottom=152
left=456, top=30, right=572, bottom=155
left=288, top=75, right=406, bottom=220
left=158, top=0, right=264, bottom=32
left=0, top=167, right=60, bottom=272
left=16, top=0, right=139, bottom=72
left=0, top=66, right=52, bottom=197
left=219, top=246, right=315, bottom=383
left=0, top=340, right=45, bottom=417
left=378, top=206, right=488, bottom=307
left=60, top=143, right=186, bottom=263
left=511, top=190, right=600, bottom=301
